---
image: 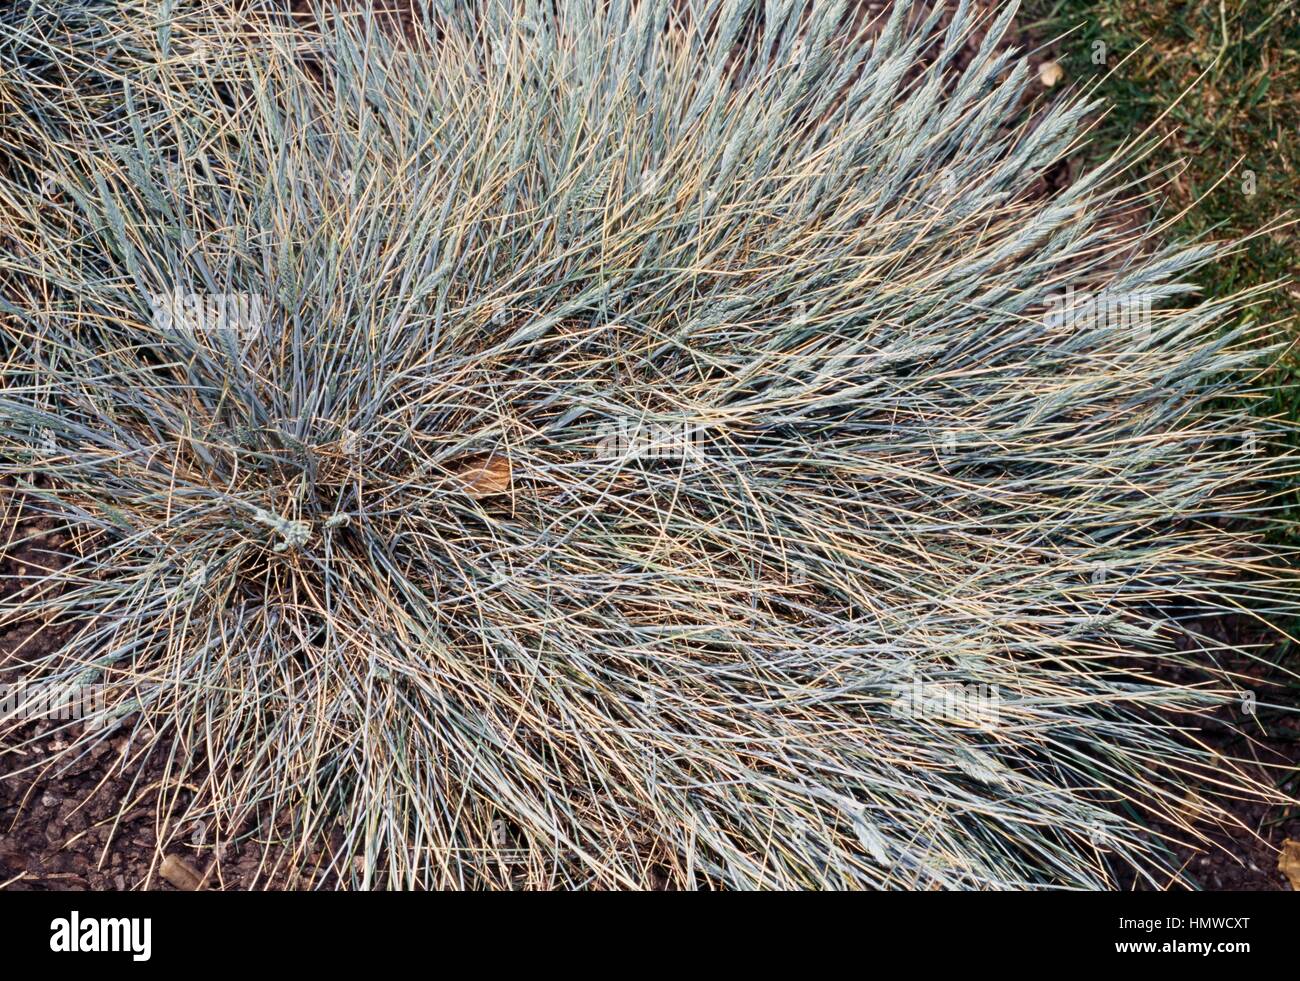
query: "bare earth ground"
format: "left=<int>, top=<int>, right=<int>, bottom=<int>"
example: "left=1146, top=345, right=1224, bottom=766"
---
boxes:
left=1, top=1, right=1296, bottom=890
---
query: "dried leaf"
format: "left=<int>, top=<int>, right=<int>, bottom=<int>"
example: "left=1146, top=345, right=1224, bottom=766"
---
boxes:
left=450, top=454, right=512, bottom=498
left=1279, top=839, right=1300, bottom=890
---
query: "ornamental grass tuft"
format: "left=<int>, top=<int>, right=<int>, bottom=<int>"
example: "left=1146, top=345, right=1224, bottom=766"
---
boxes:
left=0, top=0, right=1296, bottom=888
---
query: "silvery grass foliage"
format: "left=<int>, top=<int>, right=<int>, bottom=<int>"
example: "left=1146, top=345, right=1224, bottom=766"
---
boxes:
left=0, top=0, right=1295, bottom=889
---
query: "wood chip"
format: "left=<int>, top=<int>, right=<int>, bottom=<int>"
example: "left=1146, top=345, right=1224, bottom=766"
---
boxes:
left=449, top=454, right=512, bottom=498
left=160, top=853, right=204, bottom=890
left=1038, top=60, right=1064, bottom=88
left=1280, top=839, right=1300, bottom=891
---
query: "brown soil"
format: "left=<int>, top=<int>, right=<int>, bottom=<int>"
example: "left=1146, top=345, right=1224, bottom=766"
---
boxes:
left=1157, top=633, right=1300, bottom=890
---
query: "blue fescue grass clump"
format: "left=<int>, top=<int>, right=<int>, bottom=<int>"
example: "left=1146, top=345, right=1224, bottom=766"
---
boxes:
left=0, top=0, right=1296, bottom=888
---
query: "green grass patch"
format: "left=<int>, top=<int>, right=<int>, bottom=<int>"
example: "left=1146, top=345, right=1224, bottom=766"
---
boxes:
left=1023, top=0, right=1299, bottom=482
